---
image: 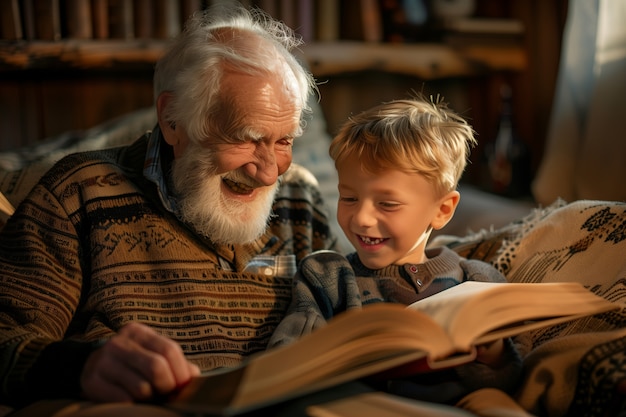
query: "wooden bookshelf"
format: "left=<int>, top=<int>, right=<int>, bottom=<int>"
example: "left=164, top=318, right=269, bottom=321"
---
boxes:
left=0, top=0, right=567, bottom=192
left=0, top=40, right=167, bottom=72
left=0, top=40, right=526, bottom=77
left=301, top=41, right=525, bottom=78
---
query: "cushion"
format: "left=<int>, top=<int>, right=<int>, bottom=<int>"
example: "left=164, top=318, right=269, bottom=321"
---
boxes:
left=440, top=199, right=626, bottom=416
left=441, top=199, right=626, bottom=336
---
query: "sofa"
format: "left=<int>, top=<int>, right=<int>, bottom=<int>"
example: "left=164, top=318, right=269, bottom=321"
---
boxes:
left=1, top=83, right=625, bottom=417
left=1, top=1, right=624, bottom=415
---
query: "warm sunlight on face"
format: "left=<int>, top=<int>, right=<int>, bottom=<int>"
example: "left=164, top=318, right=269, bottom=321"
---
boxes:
left=336, top=157, right=445, bottom=269
left=171, top=70, right=301, bottom=244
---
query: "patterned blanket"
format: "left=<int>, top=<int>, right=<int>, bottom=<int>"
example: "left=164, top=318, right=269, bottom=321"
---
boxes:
left=437, top=200, right=626, bottom=417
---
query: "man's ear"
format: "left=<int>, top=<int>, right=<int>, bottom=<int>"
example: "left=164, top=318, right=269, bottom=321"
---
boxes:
left=431, top=190, right=460, bottom=231
left=156, top=92, right=185, bottom=156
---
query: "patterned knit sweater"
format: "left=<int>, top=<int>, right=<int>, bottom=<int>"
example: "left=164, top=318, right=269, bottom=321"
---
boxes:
left=0, top=134, right=336, bottom=406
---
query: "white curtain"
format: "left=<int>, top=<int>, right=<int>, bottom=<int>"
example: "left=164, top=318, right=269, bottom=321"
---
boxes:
left=532, top=0, right=626, bottom=205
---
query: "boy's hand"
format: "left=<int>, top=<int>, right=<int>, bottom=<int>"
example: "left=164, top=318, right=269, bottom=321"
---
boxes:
left=475, top=338, right=505, bottom=366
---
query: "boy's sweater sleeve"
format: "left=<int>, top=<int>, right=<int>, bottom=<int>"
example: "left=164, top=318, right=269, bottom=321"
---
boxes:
left=460, top=259, right=508, bottom=283
left=458, top=259, right=523, bottom=391
left=267, top=251, right=362, bottom=348
left=454, top=336, right=523, bottom=394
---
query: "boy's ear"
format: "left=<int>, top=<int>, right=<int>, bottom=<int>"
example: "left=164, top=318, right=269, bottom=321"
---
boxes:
left=431, top=190, right=460, bottom=230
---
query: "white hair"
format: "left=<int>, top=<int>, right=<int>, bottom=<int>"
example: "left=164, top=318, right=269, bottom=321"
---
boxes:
left=154, top=4, right=316, bottom=145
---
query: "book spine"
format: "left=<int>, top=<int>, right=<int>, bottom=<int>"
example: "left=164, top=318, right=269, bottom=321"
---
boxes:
left=107, top=0, right=134, bottom=39
left=278, top=0, right=297, bottom=30
left=65, top=0, right=94, bottom=39
left=0, top=0, right=23, bottom=40
left=315, top=0, right=338, bottom=42
left=295, top=0, right=314, bottom=42
left=33, top=0, right=62, bottom=40
left=154, top=0, right=181, bottom=39
left=91, top=0, right=109, bottom=39
left=133, top=0, right=154, bottom=39
left=360, top=0, right=383, bottom=42
left=21, top=0, right=37, bottom=40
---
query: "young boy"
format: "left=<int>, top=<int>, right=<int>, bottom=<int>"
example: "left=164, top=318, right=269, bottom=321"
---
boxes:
left=268, top=96, right=522, bottom=404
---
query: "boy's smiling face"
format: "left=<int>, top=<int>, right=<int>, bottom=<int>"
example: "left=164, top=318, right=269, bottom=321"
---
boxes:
left=336, top=157, right=458, bottom=269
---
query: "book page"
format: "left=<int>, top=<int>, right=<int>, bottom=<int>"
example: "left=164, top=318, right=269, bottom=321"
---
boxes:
left=234, top=306, right=455, bottom=409
left=407, top=281, right=618, bottom=350
left=0, top=190, right=14, bottom=218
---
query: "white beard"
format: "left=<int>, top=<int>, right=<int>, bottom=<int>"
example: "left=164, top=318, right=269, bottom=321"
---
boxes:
left=171, top=143, right=279, bottom=245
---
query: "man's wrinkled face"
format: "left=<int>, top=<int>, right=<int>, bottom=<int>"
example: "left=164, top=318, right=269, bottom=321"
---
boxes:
left=171, top=70, right=301, bottom=244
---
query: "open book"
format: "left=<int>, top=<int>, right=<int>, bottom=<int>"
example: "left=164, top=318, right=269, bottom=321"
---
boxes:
left=0, top=190, right=15, bottom=227
left=167, top=281, right=618, bottom=416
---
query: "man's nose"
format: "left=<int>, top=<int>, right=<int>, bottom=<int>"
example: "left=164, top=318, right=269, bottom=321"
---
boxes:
left=243, top=145, right=279, bottom=186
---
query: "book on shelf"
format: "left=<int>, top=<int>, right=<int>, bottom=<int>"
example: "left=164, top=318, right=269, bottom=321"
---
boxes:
left=107, top=0, right=134, bottom=39
left=65, top=0, right=93, bottom=39
left=278, top=0, right=297, bottom=35
left=166, top=280, right=618, bottom=416
left=340, top=0, right=383, bottom=42
left=133, top=0, right=154, bottom=39
left=154, top=0, right=181, bottom=39
left=0, top=0, right=23, bottom=40
left=315, top=0, right=339, bottom=42
left=442, top=17, right=525, bottom=35
left=360, top=0, right=383, bottom=42
left=440, top=17, right=525, bottom=47
left=32, top=0, right=62, bottom=40
left=91, top=0, right=109, bottom=39
left=295, top=0, right=314, bottom=42
left=21, top=0, right=36, bottom=40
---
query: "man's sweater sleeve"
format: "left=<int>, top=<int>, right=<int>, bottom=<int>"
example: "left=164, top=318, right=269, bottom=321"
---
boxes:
left=0, top=183, right=87, bottom=406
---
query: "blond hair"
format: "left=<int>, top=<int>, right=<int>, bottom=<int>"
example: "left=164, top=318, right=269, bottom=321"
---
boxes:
left=329, top=96, right=477, bottom=196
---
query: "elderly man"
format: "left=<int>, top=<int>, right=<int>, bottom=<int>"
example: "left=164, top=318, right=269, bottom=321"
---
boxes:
left=0, top=4, right=337, bottom=410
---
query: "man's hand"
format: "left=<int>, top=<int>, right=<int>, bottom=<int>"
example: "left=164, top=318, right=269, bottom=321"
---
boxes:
left=80, top=322, right=201, bottom=403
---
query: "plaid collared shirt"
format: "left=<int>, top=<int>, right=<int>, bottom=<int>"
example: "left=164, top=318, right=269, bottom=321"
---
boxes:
left=143, top=126, right=178, bottom=214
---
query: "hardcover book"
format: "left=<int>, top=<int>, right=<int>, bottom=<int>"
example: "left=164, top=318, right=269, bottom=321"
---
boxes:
left=168, top=280, right=617, bottom=416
